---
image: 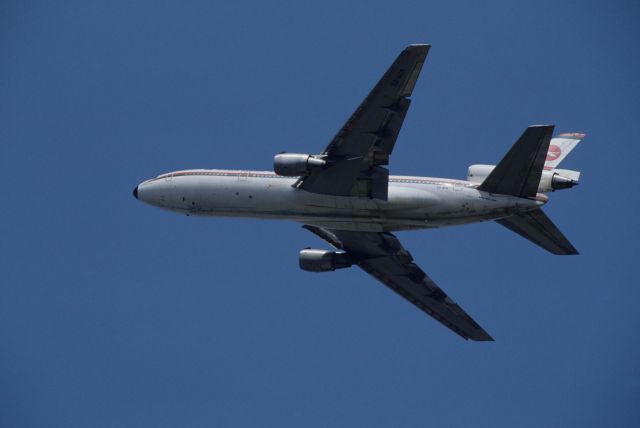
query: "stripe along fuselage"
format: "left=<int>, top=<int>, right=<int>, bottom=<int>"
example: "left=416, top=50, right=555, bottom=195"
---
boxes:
left=134, top=169, right=545, bottom=232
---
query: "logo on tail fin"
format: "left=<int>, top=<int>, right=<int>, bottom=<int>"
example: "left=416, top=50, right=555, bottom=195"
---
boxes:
left=546, top=144, right=562, bottom=162
left=544, top=133, right=584, bottom=169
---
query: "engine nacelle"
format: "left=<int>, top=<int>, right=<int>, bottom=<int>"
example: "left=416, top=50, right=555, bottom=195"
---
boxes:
left=467, top=164, right=494, bottom=183
left=299, top=249, right=353, bottom=272
left=273, top=153, right=326, bottom=176
left=537, top=169, right=580, bottom=192
left=467, top=164, right=580, bottom=192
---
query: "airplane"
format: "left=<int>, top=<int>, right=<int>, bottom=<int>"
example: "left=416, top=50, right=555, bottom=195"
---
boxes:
left=133, top=44, right=583, bottom=341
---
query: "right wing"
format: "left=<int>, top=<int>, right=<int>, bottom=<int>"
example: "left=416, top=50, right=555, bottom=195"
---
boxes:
left=304, top=225, right=493, bottom=341
left=294, top=45, right=430, bottom=199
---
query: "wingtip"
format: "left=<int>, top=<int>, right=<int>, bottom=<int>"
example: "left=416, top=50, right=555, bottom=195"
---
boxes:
left=403, top=44, right=431, bottom=55
left=461, top=328, right=494, bottom=342
left=471, top=333, right=495, bottom=342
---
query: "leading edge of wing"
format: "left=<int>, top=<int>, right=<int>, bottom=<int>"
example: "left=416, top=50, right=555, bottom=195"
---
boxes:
left=303, top=225, right=493, bottom=341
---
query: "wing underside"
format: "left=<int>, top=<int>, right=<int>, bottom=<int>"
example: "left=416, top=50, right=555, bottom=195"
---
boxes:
left=303, top=225, right=493, bottom=341
left=295, top=44, right=430, bottom=199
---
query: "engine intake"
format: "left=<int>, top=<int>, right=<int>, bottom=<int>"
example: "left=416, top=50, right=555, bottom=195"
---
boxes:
left=299, top=249, right=353, bottom=272
left=274, top=153, right=326, bottom=176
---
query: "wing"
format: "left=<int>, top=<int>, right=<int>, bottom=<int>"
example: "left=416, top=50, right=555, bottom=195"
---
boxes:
left=295, top=44, right=430, bottom=199
left=303, top=225, right=493, bottom=341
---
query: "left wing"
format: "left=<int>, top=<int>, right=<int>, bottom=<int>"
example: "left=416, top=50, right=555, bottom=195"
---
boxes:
left=295, top=44, right=430, bottom=199
left=303, top=225, right=493, bottom=341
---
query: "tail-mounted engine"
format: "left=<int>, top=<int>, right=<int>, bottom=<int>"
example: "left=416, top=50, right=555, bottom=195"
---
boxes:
left=274, top=153, right=326, bottom=176
left=537, top=169, right=580, bottom=191
left=468, top=164, right=580, bottom=193
left=299, top=249, right=353, bottom=272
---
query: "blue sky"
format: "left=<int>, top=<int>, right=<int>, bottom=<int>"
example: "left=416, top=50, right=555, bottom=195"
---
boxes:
left=1, top=1, right=639, bottom=426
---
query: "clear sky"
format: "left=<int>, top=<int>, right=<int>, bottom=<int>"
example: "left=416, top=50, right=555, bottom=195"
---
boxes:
left=1, top=1, right=639, bottom=427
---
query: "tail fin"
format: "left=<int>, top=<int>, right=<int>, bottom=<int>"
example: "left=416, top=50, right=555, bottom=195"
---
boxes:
left=496, top=208, right=578, bottom=255
left=545, top=133, right=585, bottom=170
left=478, top=125, right=553, bottom=197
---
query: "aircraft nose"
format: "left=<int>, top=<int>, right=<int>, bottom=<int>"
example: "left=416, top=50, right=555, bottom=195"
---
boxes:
left=133, top=186, right=139, bottom=199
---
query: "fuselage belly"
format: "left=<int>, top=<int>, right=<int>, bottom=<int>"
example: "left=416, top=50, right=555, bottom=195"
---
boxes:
left=136, top=169, right=544, bottom=232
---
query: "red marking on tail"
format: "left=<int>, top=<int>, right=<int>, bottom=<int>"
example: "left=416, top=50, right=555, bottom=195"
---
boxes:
left=546, top=144, right=562, bottom=162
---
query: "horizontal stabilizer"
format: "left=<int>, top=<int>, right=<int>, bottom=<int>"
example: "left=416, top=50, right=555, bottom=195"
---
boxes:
left=496, top=209, right=578, bottom=255
left=478, top=125, right=554, bottom=197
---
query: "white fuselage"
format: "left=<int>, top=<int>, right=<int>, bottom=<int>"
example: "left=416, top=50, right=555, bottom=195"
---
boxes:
left=135, top=169, right=546, bottom=232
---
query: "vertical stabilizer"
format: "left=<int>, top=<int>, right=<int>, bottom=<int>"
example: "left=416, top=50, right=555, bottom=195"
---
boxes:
left=545, top=133, right=585, bottom=170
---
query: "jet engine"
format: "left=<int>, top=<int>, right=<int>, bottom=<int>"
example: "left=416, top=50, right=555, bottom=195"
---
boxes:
left=273, top=153, right=326, bottom=176
left=299, top=249, right=353, bottom=272
left=467, top=164, right=580, bottom=193
left=537, top=170, right=580, bottom=191
left=466, top=164, right=494, bottom=183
